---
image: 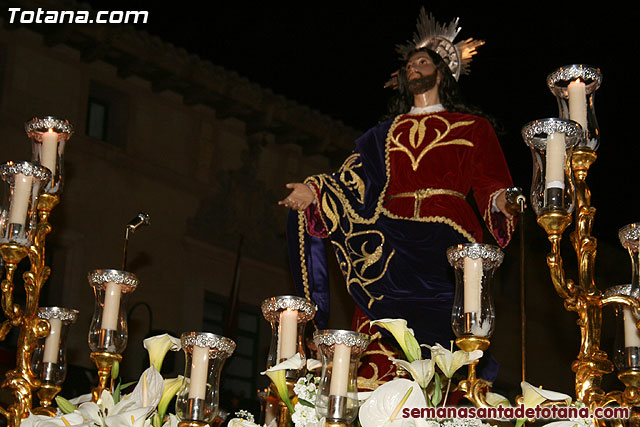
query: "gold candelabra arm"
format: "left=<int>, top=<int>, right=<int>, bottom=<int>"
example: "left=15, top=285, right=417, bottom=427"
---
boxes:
left=537, top=210, right=575, bottom=300
left=571, top=148, right=597, bottom=208
left=455, top=336, right=492, bottom=408
left=1, top=245, right=29, bottom=324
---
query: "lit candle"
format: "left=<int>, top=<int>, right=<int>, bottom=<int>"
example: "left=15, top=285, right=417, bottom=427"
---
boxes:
left=568, top=79, right=588, bottom=134
left=8, top=173, right=33, bottom=226
left=329, top=343, right=350, bottom=397
left=278, top=309, right=298, bottom=360
left=189, top=345, right=210, bottom=400
left=101, top=282, right=121, bottom=330
left=545, top=132, right=566, bottom=190
left=42, top=317, right=62, bottom=364
left=40, top=129, right=58, bottom=174
left=624, top=307, right=640, bottom=348
left=463, top=257, right=483, bottom=313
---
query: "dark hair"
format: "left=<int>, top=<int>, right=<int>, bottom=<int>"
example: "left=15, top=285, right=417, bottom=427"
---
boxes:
left=383, top=48, right=500, bottom=130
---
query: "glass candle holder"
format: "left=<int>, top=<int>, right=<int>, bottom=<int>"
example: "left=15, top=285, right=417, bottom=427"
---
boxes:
left=0, top=161, right=51, bottom=246
left=87, top=269, right=139, bottom=354
left=261, top=296, right=316, bottom=374
left=313, top=329, right=370, bottom=424
left=605, top=285, right=640, bottom=371
left=175, top=332, right=236, bottom=424
left=521, top=118, right=582, bottom=215
left=447, top=243, right=504, bottom=338
left=619, top=223, right=640, bottom=290
left=31, top=307, right=79, bottom=384
left=25, top=116, right=74, bottom=196
left=547, top=64, right=602, bottom=151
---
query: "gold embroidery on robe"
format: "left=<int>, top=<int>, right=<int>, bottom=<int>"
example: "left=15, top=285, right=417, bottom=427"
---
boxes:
left=390, top=114, right=475, bottom=171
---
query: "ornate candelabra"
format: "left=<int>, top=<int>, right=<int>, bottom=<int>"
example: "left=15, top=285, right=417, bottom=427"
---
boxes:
left=447, top=243, right=504, bottom=407
left=524, top=65, right=639, bottom=424
left=0, top=117, right=73, bottom=427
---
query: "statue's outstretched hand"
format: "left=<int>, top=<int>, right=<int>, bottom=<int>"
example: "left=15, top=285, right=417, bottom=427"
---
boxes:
left=278, top=183, right=315, bottom=210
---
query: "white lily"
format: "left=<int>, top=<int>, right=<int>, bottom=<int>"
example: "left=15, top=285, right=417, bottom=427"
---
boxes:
left=306, top=358, right=322, bottom=371
left=158, top=375, right=184, bottom=417
left=227, top=418, right=262, bottom=427
left=261, top=353, right=304, bottom=414
left=520, top=381, right=572, bottom=407
left=78, top=390, right=145, bottom=426
left=389, top=358, right=435, bottom=389
left=128, top=366, right=164, bottom=411
left=429, top=342, right=483, bottom=378
left=485, top=391, right=511, bottom=407
left=370, top=319, right=421, bottom=362
left=21, top=412, right=89, bottom=427
left=359, top=378, right=428, bottom=426
left=143, top=334, right=181, bottom=372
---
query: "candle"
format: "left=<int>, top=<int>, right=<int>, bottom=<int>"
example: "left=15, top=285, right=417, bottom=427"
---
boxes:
left=278, top=309, right=298, bottom=360
left=8, top=173, right=33, bottom=226
left=568, top=79, right=588, bottom=134
left=463, top=257, right=483, bottom=313
left=189, top=345, right=210, bottom=400
left=42, top=317, right=62, bottom=364
left=101, top=282, right=121, bottom=330
left=329, top=343, right=350, bottom=397
left=624, top=307, right=640, bottom=348
left=545, top=132, right=566, bottom=190
left=40, top=129, right=58, bottom=174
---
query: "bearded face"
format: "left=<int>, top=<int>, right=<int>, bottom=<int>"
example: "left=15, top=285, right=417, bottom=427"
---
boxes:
left=407, top=71, right=438, bottom=95
left=405, top=51, right=439, bottom=95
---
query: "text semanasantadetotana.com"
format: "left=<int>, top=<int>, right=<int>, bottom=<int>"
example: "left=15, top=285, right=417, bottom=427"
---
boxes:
left=7, top=7, right=149, bottom=24
left=402, top=404, right=630, bottom=420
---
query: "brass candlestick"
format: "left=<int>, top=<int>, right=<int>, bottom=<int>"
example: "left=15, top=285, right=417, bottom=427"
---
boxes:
left=90, top=351, right=122, bottom=402
left=455, top=336, right=491, bottom=408
left=31, top=384, right=62, bottom=416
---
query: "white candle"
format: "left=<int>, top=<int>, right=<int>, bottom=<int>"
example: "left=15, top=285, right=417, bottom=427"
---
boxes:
left=278, top=309, right=298, bottom=360
left=568, top=79, right=588, bottom=133
left=463, top=257, right=483, bottom=313
left=329, top=343, right=350, bottom=397
left=43, top=317, right=62, bottom=364
left=101, top=282, right=121, bottom=330
left=41, top=130, right=58, bottom=173
left=8, top=174, right=33, bottom=226
left=624, top=307, right=640, bottom=348
left=189, top=345, right=210, bottom=400
left=545, top=132, right=566, bottom=190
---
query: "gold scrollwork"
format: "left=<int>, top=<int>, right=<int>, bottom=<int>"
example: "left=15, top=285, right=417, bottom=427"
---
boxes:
left=390, top=115, right=474, bottom=171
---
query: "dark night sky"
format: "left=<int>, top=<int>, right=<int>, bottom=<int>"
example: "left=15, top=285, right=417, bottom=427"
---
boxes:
left=86, top=1, right=637, bottom=243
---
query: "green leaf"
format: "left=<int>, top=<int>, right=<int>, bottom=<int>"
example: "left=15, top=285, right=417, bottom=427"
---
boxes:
left=113, top=378, right=121, bottom=404
left=431, top=373, right=442, bottom=406
left=55, top=396, right=76, bottom=414
left=298, top=399, right=315, bottom=408
left=515, top=419, right=525, bottom=427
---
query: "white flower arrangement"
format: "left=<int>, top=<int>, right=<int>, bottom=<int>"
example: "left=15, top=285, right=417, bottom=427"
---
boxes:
left=21, top=334, right=183, bottom=427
